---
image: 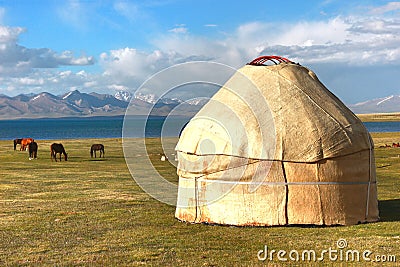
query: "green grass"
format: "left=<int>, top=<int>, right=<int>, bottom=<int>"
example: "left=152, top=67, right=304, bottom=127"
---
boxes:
left=0, top=135, right=399, bottom=266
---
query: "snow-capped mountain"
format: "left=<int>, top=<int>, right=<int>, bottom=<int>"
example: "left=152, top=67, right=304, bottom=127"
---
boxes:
left=134, top=93, right=158, bottom=104
left=114, top=91, right=132, bottom=102
left=185, top=98, right=210, bottom=106
left=349, top=95, right=400, bottom=114
left=134, top=92, right=185, bottom=106
left=1, top=89, right=399, bottom=119
left=0, top=90, right=129, bottom=119
left=0, top=90, right=210, bottom=119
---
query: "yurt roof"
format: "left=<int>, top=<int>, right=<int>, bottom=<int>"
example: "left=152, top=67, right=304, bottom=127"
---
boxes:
left=176, top=57, right=372, bottom=163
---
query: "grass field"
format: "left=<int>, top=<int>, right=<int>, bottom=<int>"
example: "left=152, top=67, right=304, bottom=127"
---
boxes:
left=357, top=113, right=400, bottom=122
left=0, top=134, right=399, bottom=266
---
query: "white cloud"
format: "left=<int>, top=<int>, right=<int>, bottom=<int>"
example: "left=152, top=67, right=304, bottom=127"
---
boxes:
left=90, top=13, right=400, bottom=104
left=0, top=26, right=25, bottom=43
left=84, top=81, right=97, bottom=88
left=0, top=26, right=94, bottom=77
left=1, top=4, right=400, bottom=103
left=370, top=1, right=400, bottom=15
left=19, top=77, right=45, bottom=85
left=153, top=16, right=400, bottom=66
left=169, top=26, right=188, bottom=34
left=108, top=84, right=129, bottom=91
left=113, top=1, right=140, bottom=21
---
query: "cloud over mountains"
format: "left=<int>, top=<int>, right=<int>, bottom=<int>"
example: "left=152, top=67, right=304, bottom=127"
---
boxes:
left=0, top=26, right=94, bottom=77
left=0, top=2, right=399, bottom=105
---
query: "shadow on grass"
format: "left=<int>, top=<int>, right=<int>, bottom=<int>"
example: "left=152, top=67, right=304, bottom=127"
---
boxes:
left=89, top=158, right=107, bottom=161
left=379, top=199, right=400, bottom=222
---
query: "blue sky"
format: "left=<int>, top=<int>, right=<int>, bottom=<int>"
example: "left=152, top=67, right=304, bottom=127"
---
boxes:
left=0, top=0, right=399, bottom=104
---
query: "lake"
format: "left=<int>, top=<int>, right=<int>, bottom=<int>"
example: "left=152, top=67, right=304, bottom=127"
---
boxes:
left=0, top=116, right=399, bottom=140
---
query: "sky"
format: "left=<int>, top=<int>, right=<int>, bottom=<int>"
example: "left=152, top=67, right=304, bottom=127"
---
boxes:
left=0, top=0, right=399, bottom=104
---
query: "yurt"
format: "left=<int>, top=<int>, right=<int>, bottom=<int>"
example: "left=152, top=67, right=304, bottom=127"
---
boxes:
left=175, top=56, right=379, bottom=226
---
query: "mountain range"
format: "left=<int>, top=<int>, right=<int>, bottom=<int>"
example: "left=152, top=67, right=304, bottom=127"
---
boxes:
left=348, top=95, right=400, bottom=114
left=0, top=90, right=399, bottom=119
left=0, top=90, right=206, bottom=120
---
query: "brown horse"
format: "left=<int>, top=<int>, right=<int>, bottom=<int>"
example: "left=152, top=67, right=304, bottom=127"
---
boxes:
left=90, top=144, right=105, bottom=158
left=393, top=142, right=400, bottom=148
left=50, top=143, right=68, bottom=161
left=28, top=141, right=38, bottom=160
left=20, top=138, right=34, bottom=151
left=13, top=138, right=22, bottom=150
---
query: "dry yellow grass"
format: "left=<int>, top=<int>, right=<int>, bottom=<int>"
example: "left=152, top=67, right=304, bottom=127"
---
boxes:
left=357, top=113, right=400, bottom=122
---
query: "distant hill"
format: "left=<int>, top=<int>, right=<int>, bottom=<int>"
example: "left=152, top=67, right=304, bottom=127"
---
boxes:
left=349, top=95, right=400, bottom=114
left=0, top=90, right=207, bottom=120
left=1, top=89, right=398, bottom=120
left=0, top=90, right=128, bottom=119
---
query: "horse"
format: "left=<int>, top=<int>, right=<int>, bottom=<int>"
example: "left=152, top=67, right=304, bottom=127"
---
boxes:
left=13, top=138, right=22, bottom=150
left=393, top=142, right=400, bottom=148
left=50, top=143, right=68, bottom=161
left=20, top=138, right=34, bottom=151
left=90, top=144, right=105, bottom=158
left=379, top=144, right=391, bottom=148
left=28, top=141, right=38, bottom=160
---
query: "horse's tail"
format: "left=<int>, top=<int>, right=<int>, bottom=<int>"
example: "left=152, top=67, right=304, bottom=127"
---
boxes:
left=90, top=147, right=93, bottom=158
left=13, top=140, right=17, bottom=150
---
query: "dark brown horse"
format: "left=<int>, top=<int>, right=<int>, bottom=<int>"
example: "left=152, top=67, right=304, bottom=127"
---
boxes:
left=13, top=138, right=22, bottom=150
left=50, top=143, right=68, bottom=161
left=28, top=141, right=38, bottom=160
left=90, top=144, right=105, bottom=158
left=20, top=138, right=34, bottom=151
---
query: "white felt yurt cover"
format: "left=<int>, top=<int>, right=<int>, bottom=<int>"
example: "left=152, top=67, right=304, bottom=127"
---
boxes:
left=175, top=56, right=379, bottom=226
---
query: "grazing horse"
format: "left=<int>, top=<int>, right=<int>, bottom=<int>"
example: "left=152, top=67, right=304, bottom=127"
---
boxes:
left=20, top=138, right=34, bottom=151
left=50, top=143, right=68, bottom=162
left=379, top=144, right=391, bottom=148
left=13, top=138, right=22, bottom=150
left=28, top=141, right=38, bottom=160
left=393, top=142, right=400, bottom=148
left=90, top=144, right=105, bottom=158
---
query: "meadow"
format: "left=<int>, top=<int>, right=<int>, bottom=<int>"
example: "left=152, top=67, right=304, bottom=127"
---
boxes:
left=0, top=133, right=399, bottom=266
left=357, top=113, right=400, bottom=122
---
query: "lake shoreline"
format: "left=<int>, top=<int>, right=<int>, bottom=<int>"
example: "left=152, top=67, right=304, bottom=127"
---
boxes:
left=356, top=112, right=400, bottom=122
left=0, top=111, right=400, bottom=122
left=0, top=115, right=399, bottom=141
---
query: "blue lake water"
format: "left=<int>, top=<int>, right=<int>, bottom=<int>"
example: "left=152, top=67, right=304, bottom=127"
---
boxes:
left=0, top=116, right=399, bottom=140
left=0, top=116, right=190, bottom=140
